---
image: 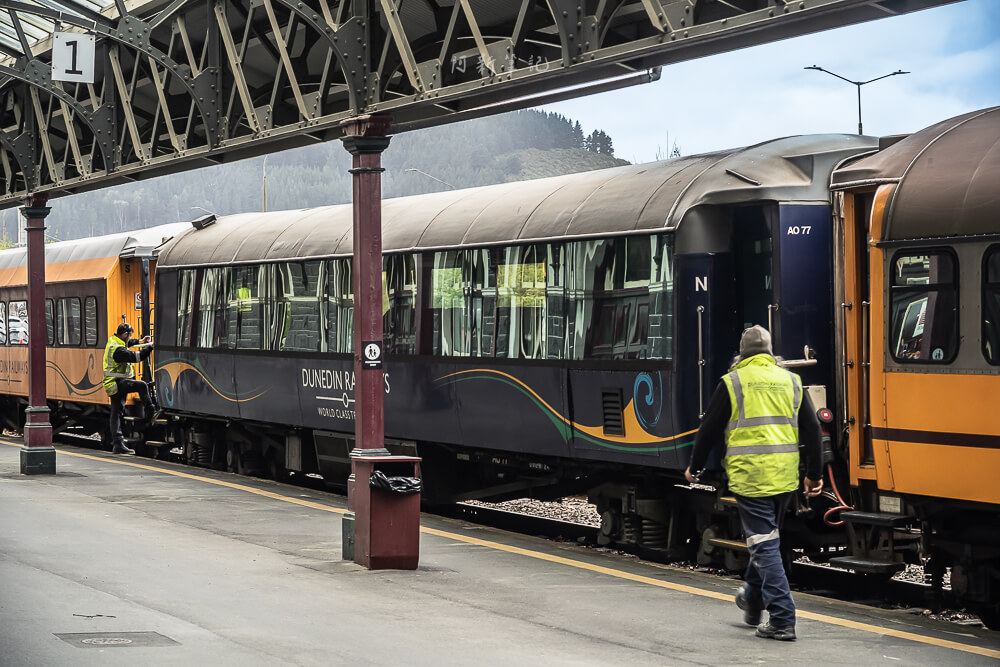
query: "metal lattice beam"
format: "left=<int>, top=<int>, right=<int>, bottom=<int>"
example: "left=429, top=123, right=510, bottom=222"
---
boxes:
left=0, top=0, right=962, bottom=205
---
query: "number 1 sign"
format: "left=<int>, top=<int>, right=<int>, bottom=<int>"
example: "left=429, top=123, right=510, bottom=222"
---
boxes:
left=52, top=33, right=96, bottom=84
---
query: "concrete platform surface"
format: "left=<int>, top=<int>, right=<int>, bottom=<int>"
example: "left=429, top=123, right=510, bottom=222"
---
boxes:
left=3, top=439, right=1000, bottom=666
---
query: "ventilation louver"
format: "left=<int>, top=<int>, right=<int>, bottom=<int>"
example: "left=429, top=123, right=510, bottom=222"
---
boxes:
left=602, top=389, right=624, bottom=437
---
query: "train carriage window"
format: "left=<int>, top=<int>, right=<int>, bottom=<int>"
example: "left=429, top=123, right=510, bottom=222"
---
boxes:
left=431, top=251, right=470, bottom=356
left=45, top=299, right=54, bottom=346
left=196, top=267, right=231, bottom=348
left=325, top=259, right=353, bottom=353
left=0, top=302, right=6, bottom=345
left=383, top=254, right=417, bottom=355
left=176, top=270, right=197, bottom=347
left=9, top=300, right=27, bottom=345
left=56, top=297, right=82, bottom=346
left=268, top=261, right=323, bottom=353
left=983, top=246, right=1000, bottom=365
left=889, top=251, right=958, bottom=363
left=496, top=245, right=550, bottom=359
left=84, top=296, right=98, bottom=346
left=564, top=234, right=673, bottom=361
left=229, top=266, right=262, bottom=350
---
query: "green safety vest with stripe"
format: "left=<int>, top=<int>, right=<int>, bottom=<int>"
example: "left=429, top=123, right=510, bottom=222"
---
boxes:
left=721, top=354, right=802, bottom=498
left=103, top=335, right=135, bottom=396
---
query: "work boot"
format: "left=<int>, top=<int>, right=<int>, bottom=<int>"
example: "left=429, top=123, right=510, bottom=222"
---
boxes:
left=735, top=586, right=762, bottom=626
left=755, top=621, right=796, bottom=641
left=112, top=442, right=135, bottom=455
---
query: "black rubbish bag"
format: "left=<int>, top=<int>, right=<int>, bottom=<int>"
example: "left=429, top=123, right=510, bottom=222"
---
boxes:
left=369, top=469, right=422, bottom=495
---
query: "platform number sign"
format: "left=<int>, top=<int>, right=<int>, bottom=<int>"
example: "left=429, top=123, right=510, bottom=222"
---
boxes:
left=52, top=33, right=96, bottom=84
left=362, top=340, right=383, bottom=370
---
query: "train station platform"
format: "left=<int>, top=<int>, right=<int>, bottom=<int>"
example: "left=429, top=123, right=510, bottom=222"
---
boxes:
left=3, top=438, right=1000, bottom=666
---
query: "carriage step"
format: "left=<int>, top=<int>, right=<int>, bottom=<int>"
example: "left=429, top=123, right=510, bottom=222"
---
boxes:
left=827, top=556, right=905, bottom=575
left=718, top=496, right=738, bottom=506
left=144, top=440, right=169, bottom=448
left=708, top=537, right=749, bottom=552
left=839, top=511, right=911, bottom=528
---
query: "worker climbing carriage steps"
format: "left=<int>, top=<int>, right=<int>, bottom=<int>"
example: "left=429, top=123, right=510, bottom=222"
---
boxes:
left=103, top=321, right=159, bottom=455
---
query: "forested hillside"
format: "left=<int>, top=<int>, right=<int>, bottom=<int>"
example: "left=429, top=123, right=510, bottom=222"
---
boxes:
left=30, top=110, right=628, bottom=243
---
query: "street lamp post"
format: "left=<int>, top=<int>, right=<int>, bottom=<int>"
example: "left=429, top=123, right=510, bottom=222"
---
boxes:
left=262, top=155, right=268, bottom=212
left=404, top=168, right=455, bottom=190
left=804, top=66, right=909, bottom=135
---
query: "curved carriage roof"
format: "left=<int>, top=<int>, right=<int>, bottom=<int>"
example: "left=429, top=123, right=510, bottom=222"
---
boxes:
left=0, top=222, right=189, bottom=287
left=158, top=134, right=876, bottom=268
left=831, top=106, right=1000, bottom=241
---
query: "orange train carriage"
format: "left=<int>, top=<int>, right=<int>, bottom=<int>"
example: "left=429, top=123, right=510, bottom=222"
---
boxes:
left=831, top=107, right=1000, bottom=624
left=0, top=223, right=187, bottom=439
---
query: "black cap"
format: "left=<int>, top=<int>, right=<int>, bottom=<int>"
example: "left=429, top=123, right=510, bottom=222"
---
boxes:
left=116, top=322, right=133, bottom=337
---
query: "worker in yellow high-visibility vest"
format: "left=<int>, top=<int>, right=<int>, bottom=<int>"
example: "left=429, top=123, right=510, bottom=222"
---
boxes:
left=103, top=322, right=154, bottom=455
left=685, top=326, right=823, bottom=642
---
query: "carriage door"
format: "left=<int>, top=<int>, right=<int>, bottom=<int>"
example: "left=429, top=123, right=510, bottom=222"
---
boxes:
left=733, top=206, right=773, bottom=338
left=839, top=191, right=875, bottom=472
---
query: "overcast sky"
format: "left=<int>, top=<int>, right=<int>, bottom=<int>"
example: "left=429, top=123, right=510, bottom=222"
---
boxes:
left=542, top=0, right=1000, bottom=163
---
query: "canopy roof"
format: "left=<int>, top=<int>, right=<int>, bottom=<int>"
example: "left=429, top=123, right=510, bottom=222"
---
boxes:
left=159, top=134, right=876, bottom=268
left=831, top=106, right=1000, bottom=241
left=0, top=0, right=117, bottom=57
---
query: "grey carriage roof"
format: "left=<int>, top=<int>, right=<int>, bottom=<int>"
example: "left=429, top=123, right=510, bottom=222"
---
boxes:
left=157, top=134, right=878, bottom=269
left=0, top=221, right=190, bottom=279
left=831, top=106, right=1000, bottom=241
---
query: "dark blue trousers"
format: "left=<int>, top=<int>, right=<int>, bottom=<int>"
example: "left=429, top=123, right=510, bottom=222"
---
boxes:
left=736, top=491, right=795, bottom=627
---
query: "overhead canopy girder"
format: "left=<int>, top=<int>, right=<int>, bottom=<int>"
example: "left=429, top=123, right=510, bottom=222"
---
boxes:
left=0, top=0, right=961, bottom=206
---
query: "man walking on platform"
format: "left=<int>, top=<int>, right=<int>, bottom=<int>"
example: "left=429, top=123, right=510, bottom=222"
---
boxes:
left=103, top=322, right=155, bottom=455
left=685, top=325, right=824, bottom=641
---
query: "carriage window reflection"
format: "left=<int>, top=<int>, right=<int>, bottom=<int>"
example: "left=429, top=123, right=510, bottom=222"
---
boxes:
left=384, top=254, right=417, bottom=355
left=983, top=247, right=1000, bottom=365
left=85, top=296, right=98, bottom=346
left=197, top=267, right=230, bottom=348
left=56, top=297, right=82, bottom=346
left=325, top=259, right=353, bottom=353
left=889, top=251, right=957, bottom=363
left=278, top=261, right=323, bottom=352
left=229, top=266, right=262, bottom=350
left=0, top=302, right=6, bottom=345
left=564, top=235, right=672, bottom=360
left=9, top=300, right=26, bottom=345
left=431, top=251, right=469, bottom=356
left=496, top=245, right=550, bottom=359
left=177, top=270, right=196, bottom=347
left=46, top=299, right=54, bottom=346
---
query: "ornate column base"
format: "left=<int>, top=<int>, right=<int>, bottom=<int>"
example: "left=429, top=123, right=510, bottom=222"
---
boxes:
left=21, top=405, right=55, bottom=475
left=20, top=447, right=56, bottom=475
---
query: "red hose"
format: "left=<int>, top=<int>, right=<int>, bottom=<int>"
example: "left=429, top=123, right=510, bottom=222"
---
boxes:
left=822, top=462, right=852, bottom=527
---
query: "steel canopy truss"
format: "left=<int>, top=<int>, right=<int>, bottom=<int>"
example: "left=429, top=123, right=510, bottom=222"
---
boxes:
left=0, top=0, right=959, bottom=205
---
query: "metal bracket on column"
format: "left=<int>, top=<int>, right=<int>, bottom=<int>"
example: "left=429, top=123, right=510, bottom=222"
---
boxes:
left=0, top=130, right=38, bottom=192
left=332, top=17, right=371, bottom=114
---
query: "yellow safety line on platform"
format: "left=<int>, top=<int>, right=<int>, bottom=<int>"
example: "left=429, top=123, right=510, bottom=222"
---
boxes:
left=9, top=442, right=1000, bottom=660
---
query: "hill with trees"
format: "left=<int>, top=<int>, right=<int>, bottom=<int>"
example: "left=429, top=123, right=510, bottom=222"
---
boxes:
left=28, top=110, right=629, bottom=243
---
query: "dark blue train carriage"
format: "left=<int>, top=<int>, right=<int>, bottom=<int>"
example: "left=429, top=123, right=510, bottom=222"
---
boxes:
left=152, top=133, right=875, bottom=555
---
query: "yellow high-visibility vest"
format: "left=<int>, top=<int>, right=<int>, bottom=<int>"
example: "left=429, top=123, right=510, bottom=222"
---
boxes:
left=102, top=336, right=134, bottom=396
left=721, top=354, right=802, bottom=497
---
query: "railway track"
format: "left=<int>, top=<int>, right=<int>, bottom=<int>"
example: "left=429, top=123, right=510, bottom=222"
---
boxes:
left=53, top=432, right=974, bottom=625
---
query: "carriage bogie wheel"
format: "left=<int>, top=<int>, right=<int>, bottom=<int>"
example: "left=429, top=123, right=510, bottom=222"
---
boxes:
left=225, top=444, right=240, bottom=474
left=265, top=451, right=287, bottom=483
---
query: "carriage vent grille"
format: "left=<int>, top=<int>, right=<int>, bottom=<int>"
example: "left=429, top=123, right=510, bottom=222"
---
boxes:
left=602, top=389, right=624, bottom=436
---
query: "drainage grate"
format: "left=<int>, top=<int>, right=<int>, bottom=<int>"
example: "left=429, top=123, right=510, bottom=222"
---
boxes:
left=55, top=632, right=179, bottom=648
